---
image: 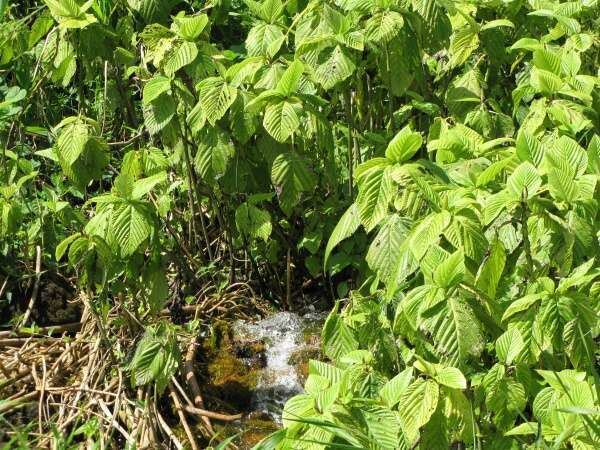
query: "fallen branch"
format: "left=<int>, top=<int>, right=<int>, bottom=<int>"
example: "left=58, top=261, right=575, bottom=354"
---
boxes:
left=0, top=322, right=82, bottom=339
left=184, top=340, right=214, bottom=434
left=0, top=337, right=61, bottom=347
left=0, top=391, right=38, bottom=414
left=183, top=405, right=243, bottom=422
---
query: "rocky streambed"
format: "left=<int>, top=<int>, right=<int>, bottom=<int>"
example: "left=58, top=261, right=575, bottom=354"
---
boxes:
left=200, top=311, right=325, bottom=448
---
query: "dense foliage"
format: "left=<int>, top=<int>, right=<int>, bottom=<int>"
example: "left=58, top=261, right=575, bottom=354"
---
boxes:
left=1, top=0, right=599, bottom=448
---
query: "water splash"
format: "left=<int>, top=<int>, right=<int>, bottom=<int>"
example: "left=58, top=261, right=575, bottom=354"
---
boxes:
left=232, top=312, right=310, bottom=422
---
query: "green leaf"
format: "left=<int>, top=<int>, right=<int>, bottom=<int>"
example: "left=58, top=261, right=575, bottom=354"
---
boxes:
left=548, top=167, right=578, bottom=203
left=132, top=172, right=166, bottom=199
left=128, top=325, right=179, bottom=393
left=423, top=297, right=484, bottom=365
left=379, top=367, right=413, bottom=408
left=516, top=130, right=544, bottom=166
left=362, top=405, right=401, bottom=448
left=408, top=211, right=451, bottom=260
left=546, top=136, right=588, bottom=177
left=385, top=126, right=423, bottom=163
left=143, top=76, right=171, bottom=105
left=495, top=328, right=524, bottom=365
left=433, top=250, right=465, bottom=289
left=193, top=128, right=234, bottom=181
left=108, top=202, right=153, bottom=257
left=506, top=162, right=541, bottom=200
left=530, top=68, right=564, bottom=95
left=356, top=159, right=394, bottom=232
left=501, top=294, right=544, bottom=322
left=56, top=120, right=89, bottom=166
left=476, top=239, right=506, bottom=300
left=433, top=367, right=467, bottom=390
left=480, top=19, right=514, bottom=31
left=322, top=302, right=358, bottom=360
left=143, top=265, right=169, bottom=313
left=197, top=77, right=238, bottom=126
left=365, top=10, right=404, bottom=44
left=532, top=49, right=561, bottom=75
left=271, top=152, right=316, bottom=214
left=55, top=233, right=82, bottom=261
left=504, top=422, right=539, bottom=436
left=55, top=119, right=108, bottom=190
left=143, top=94, right=175, bottom=134
left=483, top=191, right=511, bottom=225
left=308, top=360, right=343, bottom=384
left=398, top=379, right=439, bottom=442
left=263, top=98, right=302, bottom=142
left=314, top=45, right=356, bottom=90
left=173, top=13, right=208, bottom=41
left=235, top=203, right=272, bottom=242
left=275, top=60, right=303, bottom=96
left=450, top=26, right=479, bottom=67
left=128, top=0, right=175, bottom=23
left=246, top=23, right=284, bottom=58
left=324, top=203, right=361, bottom=270
left=366, top=214, right=417, bottom=292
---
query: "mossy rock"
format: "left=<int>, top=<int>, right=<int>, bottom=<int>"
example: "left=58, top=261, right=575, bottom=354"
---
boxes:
left=288, top=346, right=322, bottom=383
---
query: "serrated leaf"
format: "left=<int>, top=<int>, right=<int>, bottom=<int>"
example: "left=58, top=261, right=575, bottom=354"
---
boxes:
left=476, top=239, right=506, bottom=300
left=356, top=160, right=394, bottom=232
left=365, top=10, right=404, bottom=44
left=173, top=13, right=208, bottom=41
left=143, top=94, right=175, bottom=134
left=324, top=203, right=361, bottom=269
left=322, top=303, right=358, bottom=360
left=271, top=152, right=316, bottom=214
left=433, top=367, right=467, bottom=390
left=398, top=379, right=439, bottom=442
left=263, top=98, right=302, bottom=142
left=275, top=60, right=303, bottom=96
left=496, top=328, right=524, bottom=365
left=246, top=22, right=284, bottom=58
left=423, top=297, right=484, bottom=365
left=380, top=367, right=413, bottom=408
left=366, top=214, right=417, bottom=292
left=314, top=45, right=356, bottom=90
left=506, top=162, right=541, bottom=200
left=132, top=172, right=166, bottom=199
left=235, top=203, right=272, bottom=242
left=385, top=126, right=422, bottom=163
left=433, top=250, right=464, bottom=289
left=143, top=76, right=171, bottom=105
left=108, top=201, right=153, bottom=257
left=197, top=77, right=238, bottom=126
left=450, top=26, right=479, bottom=67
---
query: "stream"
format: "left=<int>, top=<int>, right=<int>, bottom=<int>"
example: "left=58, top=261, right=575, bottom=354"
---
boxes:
left=233, top=311, right=306, bottom=422
left=207, top=310, right=324, bottom=447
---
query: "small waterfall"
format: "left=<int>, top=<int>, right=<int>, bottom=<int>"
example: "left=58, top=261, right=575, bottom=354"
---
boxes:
left=232, top=311, right=312, bottom=421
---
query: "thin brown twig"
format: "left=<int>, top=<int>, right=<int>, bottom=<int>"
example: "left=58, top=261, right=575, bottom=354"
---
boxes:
left=169, top=383, right=200, bottom=450
left=20, top=245, right=42, bottom=327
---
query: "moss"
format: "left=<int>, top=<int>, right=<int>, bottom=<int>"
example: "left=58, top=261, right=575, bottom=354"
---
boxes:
left=206, top=349, right=260, bottom=410
left=288, top=346, right=322, bottom=383
left=207, top=320, right=231, bottom=351
left=239, top=417, right=279, bottom=448
left=214, top=417, right=279, bottom=450
left=203, top=321, right=268, bottom=411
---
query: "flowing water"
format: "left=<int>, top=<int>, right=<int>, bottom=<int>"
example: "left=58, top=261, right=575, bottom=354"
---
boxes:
left=232, top=311, right=323, bottom=422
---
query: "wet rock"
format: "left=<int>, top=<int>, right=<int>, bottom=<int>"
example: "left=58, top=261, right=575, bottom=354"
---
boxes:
left=202, top=310, right=325, bottom=438
left=230, top=311, right=325, bottom=422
